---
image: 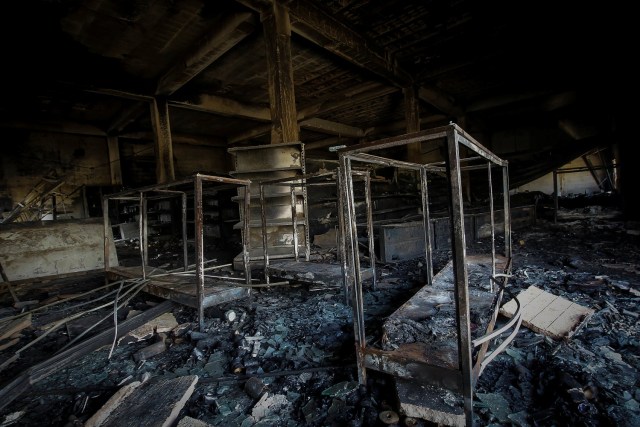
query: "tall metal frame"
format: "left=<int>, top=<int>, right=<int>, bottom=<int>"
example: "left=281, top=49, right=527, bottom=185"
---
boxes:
left=338, top=124, right=519, bottom=427
left=103, top=174, right=252, bottom=331
left=258, top=170, right=377, bottom=299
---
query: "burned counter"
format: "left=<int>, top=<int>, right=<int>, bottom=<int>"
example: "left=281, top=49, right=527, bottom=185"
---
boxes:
left=338, top=124, right=523, bottom=427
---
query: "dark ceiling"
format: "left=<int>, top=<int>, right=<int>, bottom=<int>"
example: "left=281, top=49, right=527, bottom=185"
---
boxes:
left=0, top=0, right=626, bottom=186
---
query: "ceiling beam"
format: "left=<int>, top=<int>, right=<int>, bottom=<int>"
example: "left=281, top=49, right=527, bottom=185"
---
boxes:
left=0, top=120, right=106, bottom=137
left=418, top=86, right=463, bottom=118
left=228, top=124, right=273, bottom=144
left=286, top=0, right=412, bottom=85
left=465, top=89, right=556, bottom=113
left=119, top=131, right=227, bottom=148
left=300, top=118, right=365, bottom=138
left=170, top=95, right=271, bottom=121
left=227, top=83, right=397, bottom=143
left=234, top=0, right=411, bottom=84
left=297, top=83, right=398, bottom=119
left=304, top=136, right=348, bottom=150
left=156, top=12, right=256, bottom=96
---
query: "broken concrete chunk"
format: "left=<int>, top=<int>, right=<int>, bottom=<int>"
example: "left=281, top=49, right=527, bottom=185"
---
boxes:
left=120, top=312, right=178, bottom=344
left=245, top=377, right=266, bottom=399
left=475, top=393, right=511, bottom=424
left=313, top=228, right=338, bottom=249
left=251, top=393, right=290, bottom=422
left=133, top=340, right=166, bottom=363
left=176, top=416, right=214, bottom=427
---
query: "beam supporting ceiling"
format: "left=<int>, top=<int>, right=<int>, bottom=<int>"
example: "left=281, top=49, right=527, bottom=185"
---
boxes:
left=234, top=0, right=411, bottom=85
left=0, top=120, right=106, bottom=137
left=120, top=131, right=227, bottom=148
left=156, top=12, right=256, bottom=96
left=227, top=83, right=398, bottom=143
left=170, top=95, right=271, bottom=121
left=418, top=86, right=463, bottom=118
left=299, top=118, right=365, bottom=138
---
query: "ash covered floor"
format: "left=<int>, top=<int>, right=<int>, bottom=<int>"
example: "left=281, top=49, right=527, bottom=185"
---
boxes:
left=0, top=206, right=639, bottom=427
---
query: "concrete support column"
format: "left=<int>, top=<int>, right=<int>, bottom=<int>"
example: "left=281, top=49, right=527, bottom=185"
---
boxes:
left=263, top=2, right=299, bottom=144
left=106, top=136, right=123, bottom=186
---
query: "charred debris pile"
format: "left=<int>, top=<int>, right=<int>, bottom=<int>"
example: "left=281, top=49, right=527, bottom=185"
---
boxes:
left=0, top=202, right=639, bottom=427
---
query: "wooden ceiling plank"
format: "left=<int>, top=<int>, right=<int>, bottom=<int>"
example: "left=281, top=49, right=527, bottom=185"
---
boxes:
left=156, top=12, right=256, bottom=96
left=287, top=0, right=412, bottom=85
left=0, top=120, right=106, bottom=137
left=300, top=118, right=365, bottom=138
left=120, top=131, right=227, bottom=148
left=170, top=95, right=270, bottom=121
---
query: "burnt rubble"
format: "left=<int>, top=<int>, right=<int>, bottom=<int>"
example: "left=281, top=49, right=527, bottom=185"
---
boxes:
left=0, top=206, right=639, bottom=426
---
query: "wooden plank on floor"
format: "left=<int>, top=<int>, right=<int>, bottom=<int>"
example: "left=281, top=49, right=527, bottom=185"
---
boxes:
left=0, top=313, right=31, bottom=340
left=529, top=297, right=573, bottom=331
left=545, top=302, right=594, bottom=340
left=500, top=286, right=594, bottom=340
left=0, top=301, right=174, bottom=411
left=86, top=375, right=199, bottom=427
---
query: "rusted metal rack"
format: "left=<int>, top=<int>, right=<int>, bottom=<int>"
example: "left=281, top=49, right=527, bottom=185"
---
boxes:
left=338, top=124, right=522, bottom=426
left=102, top=174, right=252, bottom=331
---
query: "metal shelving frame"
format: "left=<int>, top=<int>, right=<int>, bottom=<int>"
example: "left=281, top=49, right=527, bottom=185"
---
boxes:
left=338, top=124, right=521, bottom=426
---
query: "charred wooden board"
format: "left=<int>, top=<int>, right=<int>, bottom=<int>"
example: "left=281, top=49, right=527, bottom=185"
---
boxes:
left=86, top=375, right=198, bottom=427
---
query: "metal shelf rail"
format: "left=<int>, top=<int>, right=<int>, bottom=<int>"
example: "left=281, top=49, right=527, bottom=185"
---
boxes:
left=338, top=124, right=522, bottom=426
left=102, top=174, right=252, bottom=331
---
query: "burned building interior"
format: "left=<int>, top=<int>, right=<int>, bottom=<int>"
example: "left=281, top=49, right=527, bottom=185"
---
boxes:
left=0, top=0, right=637, bottom=426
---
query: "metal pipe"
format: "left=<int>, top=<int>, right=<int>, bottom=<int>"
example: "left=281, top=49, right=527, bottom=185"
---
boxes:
left=343, top=155, right=367, bottom=385
left=260, top=183, right=270, bottom=285
left=138, top=192, right=146, bottom=280
left=142, top=197, right=149, bottom=267
left=347, top=153, right=422, bottom=171
left=182, top=193, right=188, bottom=272
left=488, top=162, right=496, bottom=286
left=336, top=172, right=349, bottom=304
left=420, top=167, right=433, bottom=286
left=364, top=173, right=376, bottom=290
left=553, top=169, right=559, bottom=224
left=291, top=186, right=299, bottom=261
left=103, top=197, right=110, bottom=271
left=445, top=126, right=474, bottom=427
left=503, top=164, right=512, bottom=259
left=243, top=183, right=252, bottom=290
left=194, top=176, right=205, bottom=331
left=302, top=175, right=311, bottom=262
